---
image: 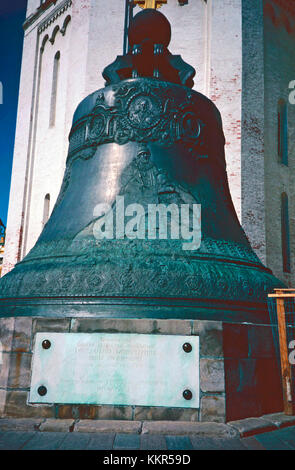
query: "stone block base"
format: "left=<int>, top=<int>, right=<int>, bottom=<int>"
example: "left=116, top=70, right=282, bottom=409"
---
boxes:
left=0, top=316, right=283, bottom=422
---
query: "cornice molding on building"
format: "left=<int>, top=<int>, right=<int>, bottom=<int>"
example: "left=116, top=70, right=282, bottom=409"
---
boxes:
left=38, top=0, right=72, bottom=34
left=24, top=0, right=58, bottom=31
left=264, top=1, right=295, bottom=35
left=24, top=0, right=72, bottom=33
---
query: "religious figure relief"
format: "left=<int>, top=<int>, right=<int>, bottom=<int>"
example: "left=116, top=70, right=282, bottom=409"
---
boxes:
left=157, top=169, right=176, bottom=195
left=73, top=142, right=201, bottom=251
left=128, top=95, right=161, bottom=129
left=133, top=144, right=157, bottom=189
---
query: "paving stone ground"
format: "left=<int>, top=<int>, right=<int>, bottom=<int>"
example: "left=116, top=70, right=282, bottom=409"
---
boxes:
left=1, top=426, right=295, bottom=450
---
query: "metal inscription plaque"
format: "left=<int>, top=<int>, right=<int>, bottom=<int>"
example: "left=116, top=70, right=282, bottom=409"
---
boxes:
left=30, top=333, right=199, bottom=408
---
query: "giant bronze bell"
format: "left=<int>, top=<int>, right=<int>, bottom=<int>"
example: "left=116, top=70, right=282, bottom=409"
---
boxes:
left=0, top=10, right=283, bottom=322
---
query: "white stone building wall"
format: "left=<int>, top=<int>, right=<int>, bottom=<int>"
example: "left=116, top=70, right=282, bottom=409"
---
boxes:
left=264, top=4, right=295, bottom=286
left=23, top=12, right=72, bottom=255
left=241, top=0, right=266, bottom=263
left=2, top=21, right=39, bottom=274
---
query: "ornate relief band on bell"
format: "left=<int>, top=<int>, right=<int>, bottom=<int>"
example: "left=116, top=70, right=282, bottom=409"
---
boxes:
left=68, top=79, right=206, bottom=161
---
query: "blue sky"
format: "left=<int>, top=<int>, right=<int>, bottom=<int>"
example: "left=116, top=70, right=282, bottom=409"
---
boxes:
left=0, top=0, right=27, bottom=226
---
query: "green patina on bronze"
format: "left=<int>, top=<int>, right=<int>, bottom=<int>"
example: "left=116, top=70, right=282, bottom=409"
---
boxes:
left=0, top=9, right=283, bottom=321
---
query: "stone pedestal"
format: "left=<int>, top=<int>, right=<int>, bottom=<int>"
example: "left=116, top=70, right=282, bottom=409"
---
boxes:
left=0, top=316, right=283, bottom=423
